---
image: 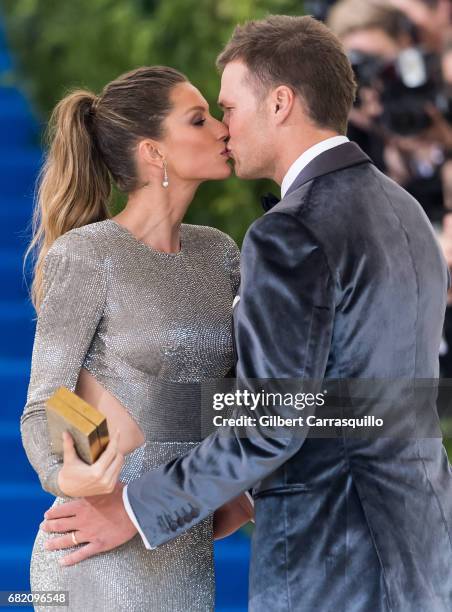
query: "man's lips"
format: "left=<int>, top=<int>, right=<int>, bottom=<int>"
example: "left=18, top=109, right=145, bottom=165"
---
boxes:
left=221, top=148, right=233, bottom=159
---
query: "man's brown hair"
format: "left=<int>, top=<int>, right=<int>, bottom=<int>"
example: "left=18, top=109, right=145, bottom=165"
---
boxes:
left=216, top=15, right=357, bottom=134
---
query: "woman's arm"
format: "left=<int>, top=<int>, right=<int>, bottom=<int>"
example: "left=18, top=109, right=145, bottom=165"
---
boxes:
left=213, top=492, right=254, bottom=540
left=20, top=231, right=119, bottom=497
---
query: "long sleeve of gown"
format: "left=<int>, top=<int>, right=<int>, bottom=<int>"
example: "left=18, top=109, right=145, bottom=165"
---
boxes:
left=20, top=232, right=107, bottom=497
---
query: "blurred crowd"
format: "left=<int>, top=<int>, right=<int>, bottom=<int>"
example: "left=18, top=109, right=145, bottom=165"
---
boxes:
left=307, top=0, right=452, bottom=376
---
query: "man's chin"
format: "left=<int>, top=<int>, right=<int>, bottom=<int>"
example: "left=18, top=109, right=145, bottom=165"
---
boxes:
left=232, top=162, right=259, bottom=180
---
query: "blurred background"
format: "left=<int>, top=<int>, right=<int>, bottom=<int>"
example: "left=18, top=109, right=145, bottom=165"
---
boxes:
left=1, top=0, right=452, bottom=609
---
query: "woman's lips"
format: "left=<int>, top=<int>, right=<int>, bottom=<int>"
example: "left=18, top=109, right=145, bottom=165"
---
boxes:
left=221, top=148, right=232, bottom=157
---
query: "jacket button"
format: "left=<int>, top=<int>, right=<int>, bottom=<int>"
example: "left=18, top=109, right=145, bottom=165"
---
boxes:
left=158, top=516, right=170, bottom=533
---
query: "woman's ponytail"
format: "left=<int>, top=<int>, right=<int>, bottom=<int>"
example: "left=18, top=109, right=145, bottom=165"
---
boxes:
left=26, top=90, right=111, bottom=311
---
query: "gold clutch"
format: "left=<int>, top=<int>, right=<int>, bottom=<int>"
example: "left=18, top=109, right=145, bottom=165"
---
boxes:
left=46, top=386, right=110, bottom=464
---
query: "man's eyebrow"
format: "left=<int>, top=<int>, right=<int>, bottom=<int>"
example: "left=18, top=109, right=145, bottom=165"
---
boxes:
left=217, top=100, right=231, bottom=109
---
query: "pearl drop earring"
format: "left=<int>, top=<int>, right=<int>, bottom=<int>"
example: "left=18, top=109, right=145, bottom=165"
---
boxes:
left=162, top=160, right=169, bottom=188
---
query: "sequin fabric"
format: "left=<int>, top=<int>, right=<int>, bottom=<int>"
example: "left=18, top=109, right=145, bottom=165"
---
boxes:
left=20, top=219, right=240, bottom=611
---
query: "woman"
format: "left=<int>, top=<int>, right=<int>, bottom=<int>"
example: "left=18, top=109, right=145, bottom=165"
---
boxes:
left=21, top=65, right=253, bottom=611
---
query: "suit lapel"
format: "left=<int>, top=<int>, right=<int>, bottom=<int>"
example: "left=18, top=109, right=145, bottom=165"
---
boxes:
left=285, top=141, right=373, bottom=197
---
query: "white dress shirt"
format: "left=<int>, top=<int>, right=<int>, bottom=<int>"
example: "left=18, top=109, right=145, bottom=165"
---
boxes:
left=123, top=135, right=349, bottom=549
left=280, top=135, right=349, bottom=198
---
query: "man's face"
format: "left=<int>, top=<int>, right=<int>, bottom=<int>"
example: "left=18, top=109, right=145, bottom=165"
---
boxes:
left=218, top=60, right=273, bottom=179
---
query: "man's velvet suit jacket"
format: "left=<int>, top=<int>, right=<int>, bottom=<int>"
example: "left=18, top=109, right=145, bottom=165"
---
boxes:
left=127, top=142, right=452, bottom=611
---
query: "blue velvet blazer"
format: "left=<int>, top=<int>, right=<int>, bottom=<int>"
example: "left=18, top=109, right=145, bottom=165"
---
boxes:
left=127, top=142, right=452, bottom=611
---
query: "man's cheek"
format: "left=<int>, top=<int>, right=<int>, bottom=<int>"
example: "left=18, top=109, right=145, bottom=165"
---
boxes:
left=229, top=125, right=244, bottom=149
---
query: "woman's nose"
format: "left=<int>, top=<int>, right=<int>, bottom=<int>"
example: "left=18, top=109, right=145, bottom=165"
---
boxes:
left=215, top=119, right=229, bottom=141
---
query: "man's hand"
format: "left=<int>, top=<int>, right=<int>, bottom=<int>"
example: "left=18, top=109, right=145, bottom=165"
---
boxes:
left=40, top=481, right=138, bottom=566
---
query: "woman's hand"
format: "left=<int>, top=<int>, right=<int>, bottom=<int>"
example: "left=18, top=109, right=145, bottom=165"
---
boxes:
left=213, top=492, right=254, bottom=540
left=57, top=430, right=124, bottom=497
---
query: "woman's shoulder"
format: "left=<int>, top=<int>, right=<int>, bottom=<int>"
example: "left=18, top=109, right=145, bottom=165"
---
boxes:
left=40, top=223, right=109, bottom=305
left=46, top=220, right=112, bottom=262
left=182, top=223, right=239, bottom=254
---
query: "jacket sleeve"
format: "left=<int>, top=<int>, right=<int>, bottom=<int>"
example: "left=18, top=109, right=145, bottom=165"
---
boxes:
left=20, top=232, right=107, bottom=497
left=126, top=211, right=335, bottom=547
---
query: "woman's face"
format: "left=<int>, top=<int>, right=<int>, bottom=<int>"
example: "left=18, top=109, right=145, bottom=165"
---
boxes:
left=159, top=81, right=231, bottom=183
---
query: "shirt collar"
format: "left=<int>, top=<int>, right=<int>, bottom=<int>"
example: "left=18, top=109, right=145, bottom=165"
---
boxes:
left=281, top=135, right=350, bottom=198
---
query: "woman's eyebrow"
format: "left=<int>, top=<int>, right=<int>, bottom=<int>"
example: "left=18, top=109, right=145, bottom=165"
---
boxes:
left=184, top=105, right=209, bottom=114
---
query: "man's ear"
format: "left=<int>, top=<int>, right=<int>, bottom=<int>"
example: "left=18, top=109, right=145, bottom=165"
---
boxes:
left=271, top=85, right=295, bottom=125
left=136, top=139, right=165, bottom=169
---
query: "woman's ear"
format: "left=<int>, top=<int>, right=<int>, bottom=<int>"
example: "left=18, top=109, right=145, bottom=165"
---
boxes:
left=136, top=139, right=165, bottom=169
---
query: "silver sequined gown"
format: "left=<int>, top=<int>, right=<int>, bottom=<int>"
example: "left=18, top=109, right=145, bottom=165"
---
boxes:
left=20, top=219, right=240, bottom=612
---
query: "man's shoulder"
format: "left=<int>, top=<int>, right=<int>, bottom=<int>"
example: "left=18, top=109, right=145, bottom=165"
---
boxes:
left=243, top=203, right=325, bottom=258
left=268, top=161, right=413, bottom=235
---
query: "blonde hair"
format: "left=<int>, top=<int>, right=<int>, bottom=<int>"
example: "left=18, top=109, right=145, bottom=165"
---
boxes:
left=25, top=66, right=187, bottom=311
left=327, top=0, right=408, bottom=41
left=25, top=90, right=111, bottom=311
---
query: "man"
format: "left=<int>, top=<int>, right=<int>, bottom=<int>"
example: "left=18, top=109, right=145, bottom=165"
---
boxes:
left=42, top=15, right=452, bottom=611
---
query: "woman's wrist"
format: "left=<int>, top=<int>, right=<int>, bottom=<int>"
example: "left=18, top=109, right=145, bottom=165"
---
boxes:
left=56, top=466, right=74, bottom=498
left=46, top=464, right=69, bottom=498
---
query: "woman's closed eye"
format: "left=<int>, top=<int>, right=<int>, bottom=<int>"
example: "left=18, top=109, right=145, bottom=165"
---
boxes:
left=193, top=117, right=206, bottom=126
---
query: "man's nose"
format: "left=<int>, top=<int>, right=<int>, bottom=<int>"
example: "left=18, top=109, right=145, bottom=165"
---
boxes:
left=216, top=118, right=229, bottom=140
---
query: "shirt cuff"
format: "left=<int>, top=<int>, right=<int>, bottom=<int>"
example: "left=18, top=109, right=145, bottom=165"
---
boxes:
left=122, top=484, right=156, bottom=550
left=245, top=490, right=255, bottom=523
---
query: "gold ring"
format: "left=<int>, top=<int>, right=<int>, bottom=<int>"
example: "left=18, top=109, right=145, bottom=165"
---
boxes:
left=71, top=531, right=79, bottom=546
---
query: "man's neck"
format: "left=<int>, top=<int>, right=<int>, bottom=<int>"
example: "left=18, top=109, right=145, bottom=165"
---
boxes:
left=273, top=129, right=342, bottom=186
